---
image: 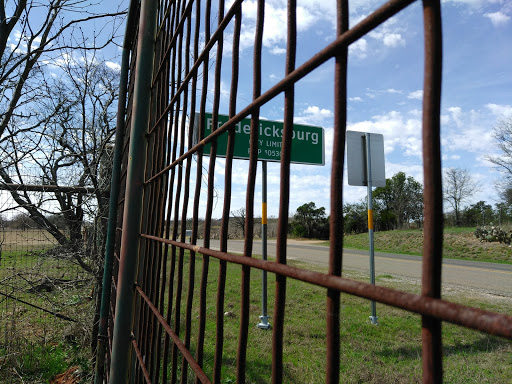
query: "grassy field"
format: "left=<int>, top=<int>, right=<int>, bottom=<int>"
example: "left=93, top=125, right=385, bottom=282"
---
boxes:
left=0, top=248, right=94, bottom=383
left=1, top=231, right=510, bottom=383
left=337, top=227, right=512, bottom=264
left=1, top=228, right=59, bottom=251
left=166, top=254, right=511, bottom=384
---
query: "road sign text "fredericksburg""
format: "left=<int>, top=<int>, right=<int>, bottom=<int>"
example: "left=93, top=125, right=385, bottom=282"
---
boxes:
left=207, top=117, right=320, bottom=146
left=198, top=113, right=325, bottom=165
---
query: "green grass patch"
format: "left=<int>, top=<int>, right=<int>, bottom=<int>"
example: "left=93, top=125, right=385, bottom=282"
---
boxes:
left=1, top=246, right=94, bottom=383
left=162, top=253, right=511, bottom=383
left=2, top=244, right=510, bottom=383
left=0, top=342, right=90, bottom=382
left=338, top=227, right=512, bottom=264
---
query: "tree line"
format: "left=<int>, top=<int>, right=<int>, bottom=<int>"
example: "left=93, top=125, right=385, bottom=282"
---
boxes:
left=291, top=166, right=512, bottom=237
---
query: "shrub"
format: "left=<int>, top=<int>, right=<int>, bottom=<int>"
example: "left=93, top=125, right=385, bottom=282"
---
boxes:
left=474, top=225, right=512, bottom=245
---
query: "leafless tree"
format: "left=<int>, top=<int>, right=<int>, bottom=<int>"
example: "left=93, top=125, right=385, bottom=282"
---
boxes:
left=0, top=49, right=118, bottom=267
left=0, top=49, right=119, bottom=357
left=0, top=0, right=125, bottom=141
left=0, top=1, right=124, bottom=362
left=231, top=207, right=246, bottom=237
left=486, top=117, right=512, bottom=202
left=443, top=168, right=480, bottom=226
left=0, top=0, right=123, bottom=265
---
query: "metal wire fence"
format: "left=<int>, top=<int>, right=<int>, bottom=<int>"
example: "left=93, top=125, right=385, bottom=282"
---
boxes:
left=0, top=188, right=96, bottom=382
left=97, top=0, right=512, bottom=383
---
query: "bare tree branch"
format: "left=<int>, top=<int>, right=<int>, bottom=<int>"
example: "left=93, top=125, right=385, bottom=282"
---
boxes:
left=443, top=168, right=480, bottom=226
left=0, top=0, right=125, bottom=139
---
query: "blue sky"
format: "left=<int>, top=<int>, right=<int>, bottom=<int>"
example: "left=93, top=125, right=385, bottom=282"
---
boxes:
left=32, top=0, right=509, bottom=220
left=178, top=0, right=512, bottom=219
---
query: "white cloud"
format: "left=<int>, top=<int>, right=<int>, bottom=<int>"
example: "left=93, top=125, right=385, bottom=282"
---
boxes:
left=106, top=61, right=121, bottom=71
left=9, top=43, right=24, bottom=54
left=349, top=38, right=368, bottom=60
left=347, top=110, right=422, bottom=158
left=484, top=11, right=511, bottom=26
left=295, top=105, right=334, bottom=125
left=304, top=106, right=333, bottom=118
left=365, top=88, right=404, bottom=99
left=441, top=107, right=496, bottom=160
left=349, top=97, right=363, bottom=102
left=290, top=174, right=329, bottom=189
left=270, top=46, right=286, bottom=55
left=408, top=90, right=423, bottom=100
left=227, top=0, right=338, bottom=56
left=368, top=17, right=406, bottom=48
left=486, top=103, right=512, bottom=118
left=448, top=107, right=463, bottom=128
left=383, top=33, right=406, bottom=47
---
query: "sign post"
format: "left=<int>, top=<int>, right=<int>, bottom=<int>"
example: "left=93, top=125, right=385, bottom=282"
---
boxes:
left=196, top=113, right=324, bottom=329
left=347, top=130, right=385, bottom=325
left=257, top=161, right=271, bottom=329
left=365, top=133, right=378, bottom=325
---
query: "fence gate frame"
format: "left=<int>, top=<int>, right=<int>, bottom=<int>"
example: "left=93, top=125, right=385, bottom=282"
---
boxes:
left=94, top=0, right=512, bottom=383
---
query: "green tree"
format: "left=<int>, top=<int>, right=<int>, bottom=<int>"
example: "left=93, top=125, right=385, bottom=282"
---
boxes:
left=343, top=202, right=367, bottom=234
left=494, top=202, right=512, bottom=226
left=461, top=201, right=493, bottom=227
left=291, top=202, right=329, bottom=239
left=373, top=172, right=424, bottom=230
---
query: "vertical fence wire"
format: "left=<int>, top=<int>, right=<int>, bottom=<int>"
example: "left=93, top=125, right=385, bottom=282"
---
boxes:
left=195, top=0, right=212, bottom=378
left=421, top=0, right=444, bottom=382
left=326, top=0, right=348, bottom=383
left=153, top=1, right=176, bottom=381
left=210, top=0, right=227, bottom=382
left=180, top=2, right=201, bottom=381
left=168, top=4, right=185, bottom=383
left=236, top=0, right=265, bottom=382
left=272, top=0, right=296, bottom=382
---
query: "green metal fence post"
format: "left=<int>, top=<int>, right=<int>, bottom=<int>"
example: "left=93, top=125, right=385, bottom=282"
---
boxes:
left=93, top=2, right=138, bottom=382
left=109, top=0, right=158, bottom=382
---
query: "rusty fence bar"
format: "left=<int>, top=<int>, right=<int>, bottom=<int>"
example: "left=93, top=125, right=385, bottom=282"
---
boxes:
left=108, top=0, right=158, bottom=382
left=421, top=0, right=445, bottom=382
left=137, top=234, right=512, bottom=339
left=100, top=0, right=512, bottom=383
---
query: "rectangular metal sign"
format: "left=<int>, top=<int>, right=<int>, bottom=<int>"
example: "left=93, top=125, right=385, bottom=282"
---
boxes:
left=195, top=113, right=325, bottom=165
left=347, top=130, right=386, bottom=187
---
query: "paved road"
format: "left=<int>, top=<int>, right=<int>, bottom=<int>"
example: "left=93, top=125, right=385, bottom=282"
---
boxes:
left=205, top=239, right=512, bottom=297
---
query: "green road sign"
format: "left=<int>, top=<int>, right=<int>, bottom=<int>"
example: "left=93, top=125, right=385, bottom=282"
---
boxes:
left=196, top=113, right=325, bottom=165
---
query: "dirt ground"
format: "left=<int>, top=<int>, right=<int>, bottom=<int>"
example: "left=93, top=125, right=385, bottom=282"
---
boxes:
left=50, top=366, right=80, bottom=384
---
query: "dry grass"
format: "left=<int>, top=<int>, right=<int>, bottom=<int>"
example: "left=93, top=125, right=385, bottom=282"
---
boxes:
left=0, top=230, right=94, bottom=383
left=2, top=228, right=59, bottom=248
left=342, top=227, right=512, bottom=264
